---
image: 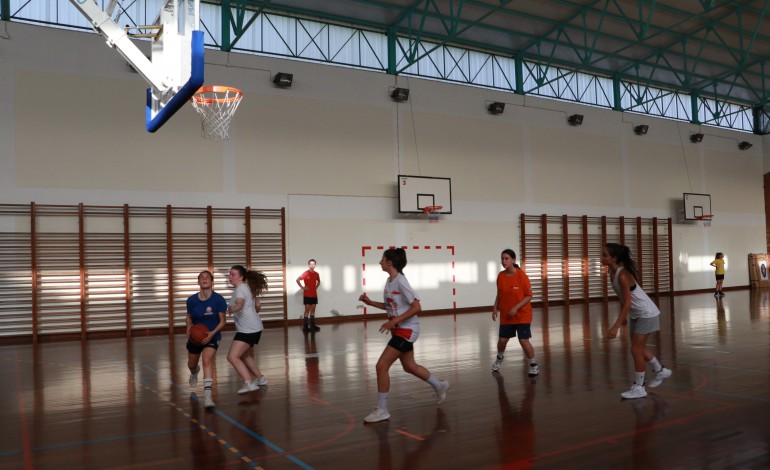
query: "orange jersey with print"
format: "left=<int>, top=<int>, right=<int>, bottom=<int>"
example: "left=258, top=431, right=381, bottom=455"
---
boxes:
left=496, top=269, right=533, bottom=325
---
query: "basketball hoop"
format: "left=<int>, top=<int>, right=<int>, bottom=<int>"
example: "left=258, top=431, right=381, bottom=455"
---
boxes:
left=191, top=86, right=243, bottom=140
left=422, top=205, right=443, bottom=224
left=695, top=214, right=713, bottom=227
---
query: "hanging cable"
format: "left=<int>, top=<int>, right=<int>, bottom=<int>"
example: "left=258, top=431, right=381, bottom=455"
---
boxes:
left=406, top=77, right=422, bottom=175
left=677, top=124, right=694, bottom=192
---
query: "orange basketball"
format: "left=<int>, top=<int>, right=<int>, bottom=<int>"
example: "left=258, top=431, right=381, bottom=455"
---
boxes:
left=189, top=323, right=209, bottom=345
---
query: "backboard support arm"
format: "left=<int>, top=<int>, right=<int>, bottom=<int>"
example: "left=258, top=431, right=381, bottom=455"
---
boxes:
left=67, top=0, right=204, bottom=132
left=68, top=0, right=168, bottom=92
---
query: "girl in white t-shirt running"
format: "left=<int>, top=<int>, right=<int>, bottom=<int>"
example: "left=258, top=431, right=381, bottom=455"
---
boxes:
left=358, top=248, right=449, bottom=423
left=227, top=265, right=269, bottom=395
left=602, top=243, right=672, bottom=399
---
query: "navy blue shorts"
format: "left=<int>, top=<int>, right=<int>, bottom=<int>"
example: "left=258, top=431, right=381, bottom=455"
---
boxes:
left=498, top=324, right=532, bottom=340
left=233, top=331, right=262, bottom=346
left=186, top=338, right=219, bottom=355
left=303, top=296, right=318, bottom=305
left=715, top=274, right=725, bottom=281
left=387, top=335, right=414, bottom=353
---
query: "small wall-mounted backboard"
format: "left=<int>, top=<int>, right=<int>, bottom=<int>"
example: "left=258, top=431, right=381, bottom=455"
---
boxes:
left=683, top=193, right=711, bottom=220
left=398, top=175, right=452, bottom=214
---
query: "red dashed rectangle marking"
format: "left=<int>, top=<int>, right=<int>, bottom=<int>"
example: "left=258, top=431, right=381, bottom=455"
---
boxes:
left=361, top=244, right=457, bottom=310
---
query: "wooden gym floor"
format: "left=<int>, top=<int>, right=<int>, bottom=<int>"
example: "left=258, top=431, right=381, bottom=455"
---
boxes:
left=2, top=290, right=769, bottom=469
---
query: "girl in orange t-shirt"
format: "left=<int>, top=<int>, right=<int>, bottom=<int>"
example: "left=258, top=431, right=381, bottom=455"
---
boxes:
left=492, top=249, right=539, bottom=376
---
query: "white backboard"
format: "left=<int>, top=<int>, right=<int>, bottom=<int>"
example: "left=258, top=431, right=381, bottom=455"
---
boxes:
left=398, top=175, right=452, bottom=214
left=683, top=193, right=712, bottom=220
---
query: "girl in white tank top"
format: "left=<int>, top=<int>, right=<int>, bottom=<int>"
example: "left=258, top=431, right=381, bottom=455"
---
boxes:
left=602, top=243, right=672, bottom=400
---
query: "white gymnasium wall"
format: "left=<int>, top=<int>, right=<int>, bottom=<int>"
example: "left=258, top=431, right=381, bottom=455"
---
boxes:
left=0, top=22, right=765, bottom=319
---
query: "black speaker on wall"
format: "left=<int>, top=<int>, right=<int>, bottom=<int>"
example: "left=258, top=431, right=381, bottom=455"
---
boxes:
left=752, top=105, right=770, bottom=135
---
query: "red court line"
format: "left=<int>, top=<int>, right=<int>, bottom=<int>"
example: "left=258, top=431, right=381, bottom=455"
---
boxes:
left=260, top=396, right=357, bottom=461
left=499, top=361, right=734, bottom=468
left=15, top=353, right=34, bottom=470
left=497, top=400, right=735, bottom=469
left=495, top=361, right=740, bottom=468
left=361, top=244, right=457, bottom=309
left=395, top=428, right=426, bottom=441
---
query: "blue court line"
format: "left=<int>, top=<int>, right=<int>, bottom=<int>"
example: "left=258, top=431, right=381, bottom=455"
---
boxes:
left=139, top=363, right=313, bottom=470
left=89, top=346, right=266, bottom=468
left=34, top=427, right=192, bottom=451
left=0, top=428, right=191, bottom=457
left=214, top=410, right=314, bottom=470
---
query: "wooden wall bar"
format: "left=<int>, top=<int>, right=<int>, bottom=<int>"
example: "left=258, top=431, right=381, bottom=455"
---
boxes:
left=0, top=203, right=286, bottom=342
left=521, top=213, right=672, bottom=304
left=123, top=204, right=132, bottom=336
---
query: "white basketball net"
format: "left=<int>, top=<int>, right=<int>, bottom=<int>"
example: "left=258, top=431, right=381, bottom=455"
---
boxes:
left=191, top=86, right=243, bottom=141
left=423, top=206, right=443, bottom=224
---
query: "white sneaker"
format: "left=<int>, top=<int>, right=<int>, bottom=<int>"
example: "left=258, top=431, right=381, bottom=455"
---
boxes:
left=648, top=367, right=672, bottom=388
left=363, top=407, right=391, bottom=423
left=436, top=380, right=450, bottom=405
left=621, top=384, right=647, bottom=399
left=492, top=356, right=503, bottom=372
left=237, top=381, right=259, bottom=395
left=189, top=366, right=200, bottom=387
left=255, top=376, right=268, bottom=386
left=203, top=396, right=215, bottom=409
left=528, top=364, right=540, bottom=377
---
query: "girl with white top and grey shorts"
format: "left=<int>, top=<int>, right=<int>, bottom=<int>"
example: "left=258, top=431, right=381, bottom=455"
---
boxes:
left=601, top=243, right=672, bottom=399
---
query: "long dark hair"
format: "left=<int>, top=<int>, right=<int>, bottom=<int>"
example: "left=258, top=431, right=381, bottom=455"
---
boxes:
left=231, top=265, right=268, bottom=297
left=501, top=248, right=520, bottom=269
left=383, top=248, right=407, bottom=273
left=605, top=243, right=639, bottom=281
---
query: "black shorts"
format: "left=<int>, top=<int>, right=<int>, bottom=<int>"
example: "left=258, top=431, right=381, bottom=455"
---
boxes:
left=498, top=324, right=532, bottom=339
left=303, top=296, right=318, bottom=305
left=233, top=331, right=262, bottom=347
left=387, top=335, right=414, bottom=353
left=186, top=338, right=219, bottom=355
left=715, top=274, right=725, bottom=281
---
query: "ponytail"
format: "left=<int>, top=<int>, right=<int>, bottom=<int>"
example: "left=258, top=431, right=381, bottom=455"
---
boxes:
left=501, top=248, right=520, bottom=269
left=604, top=243, right=639, bottom=281
left=231, top=265, right=268, bottom=297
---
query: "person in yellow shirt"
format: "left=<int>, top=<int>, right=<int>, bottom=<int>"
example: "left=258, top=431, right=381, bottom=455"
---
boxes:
left=710, top=252, right=725, bottom=297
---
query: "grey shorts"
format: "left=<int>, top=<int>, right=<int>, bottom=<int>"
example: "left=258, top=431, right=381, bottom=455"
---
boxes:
left=629, top=316, right=660, bottom=335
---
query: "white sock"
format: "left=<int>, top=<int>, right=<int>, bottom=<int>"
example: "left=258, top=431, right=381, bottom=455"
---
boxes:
left=648, top=357, right=662, bottom=373
left=496, top=354, right=504, bottom=361
left=528, top=356, right=537, bottom=365
left=426, top=374, right=442, bottom=390
left=635, top=372, right=646, bottom=386
left=377, top=392, right=388, bottom=410
left=203, top=378, right=213, bottom=398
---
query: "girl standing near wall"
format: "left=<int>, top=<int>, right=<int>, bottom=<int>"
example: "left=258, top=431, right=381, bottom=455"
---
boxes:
left=602, top=243, right=672, bottom=399
left=358, top=248, right=450, bottom=423
left=710, top=252, right=726, bottom=297
left=227, top=265, right=269, bottom=394
left=491, top=249, right=539, bottom=377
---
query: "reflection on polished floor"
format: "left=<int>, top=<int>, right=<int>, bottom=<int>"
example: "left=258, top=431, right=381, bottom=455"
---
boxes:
left=2, top=290, right=769, bottom=469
